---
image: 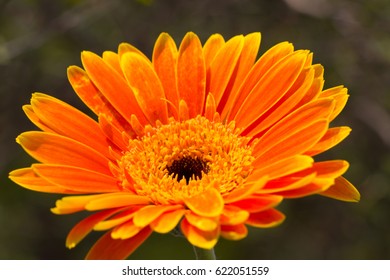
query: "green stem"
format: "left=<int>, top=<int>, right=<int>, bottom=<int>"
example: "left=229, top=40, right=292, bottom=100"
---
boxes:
left=192, top=246, right=216, bottom=260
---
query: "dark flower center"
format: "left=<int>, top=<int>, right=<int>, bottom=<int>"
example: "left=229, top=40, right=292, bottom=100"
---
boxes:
left=167, top=156, right=209, bottom=184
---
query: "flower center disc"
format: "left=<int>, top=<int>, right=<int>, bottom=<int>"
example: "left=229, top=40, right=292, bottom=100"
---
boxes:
left=166, top=156, right=210, bottom=184
left=119, top=116, right=255, bottom=205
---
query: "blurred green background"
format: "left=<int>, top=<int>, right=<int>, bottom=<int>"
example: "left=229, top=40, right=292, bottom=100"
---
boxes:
left=1, top=0, right=389, bottom=259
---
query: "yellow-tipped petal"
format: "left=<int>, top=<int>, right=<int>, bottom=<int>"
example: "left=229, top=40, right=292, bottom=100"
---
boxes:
left=111, top=219, right=144, bottom=239
left=234, top=51, right=309, bottom=130
left=180, top=218, right=219, bottom=249
left=221, top=224, right=248, bottom=240
left=67, top=65, right=132, bottom=135
left=246, top=209, right=286, bottom=228
left=320, top=176, right=360, bottom=202
left=32, top=164, right=119, bottom=193
left=231, top=195, right=283, bottom=213
left=306, top=126, right=352, bottom=156
left=249, top=155, right=314, bottom=181
left=153, top=32, right=179, bottom=119
left=150, top=209, right=186, bottom=233
left=133, top=205, right=182, bottom=227
left=121, top=52, right=168, bottom=125
left=184, top=187, right=224, bottom=218
left=81, top=51, right=147, bottom=125
left=86, top=227, right=152, bottom=260
left=30, top=93, right=112, bottom=159
left=185, top=212, right=219, bottom=231
left=221, top=32, right=261, bottom=119
left=66, top=208, right=119, bottom=249
left=220, top=205, right=249, bottom=226
left=94, top=208, right=140, bottom=231
left=177, top=32, right=206, bottom=117
left=85, top=193, right=150, bottom=211
left=227, top=41, right=294, bottom=121
left=203, top=33, right=225, bottom=68
left=17, top=132, right=110, bottom=175
left=9, top=168, right=78, bottom=194
left=223, top=176, right=268, bottom=203
left=206, top=35, right=244, bottom=106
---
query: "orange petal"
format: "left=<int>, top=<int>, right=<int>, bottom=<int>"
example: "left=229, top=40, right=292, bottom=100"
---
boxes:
left=111, top=219, right=144, bottom=239
left=180, top=218, right=219, bottom=249
left=245, top=66, right=315, bottom=137
left=251, top=98, right=333, bottom=156
left=258, top=173, right=316, bottom=194
left=98, top=114, right=128, bottom=152
left=312, top=160, right=350, bottom=179
left=150, top=209, right=186, bottom=233
left=9, top=167, right=79, bottom=194
left=249, top=155, right=313, bottom=181
left=178, top=99, right=190, bottom=121
left=220, top=224, right=248, bottom=240
left=118, top=42, right=149, bottom=61
left=85, top=227, right=152, bottom=260
left=223, top=176, right=268, bottom=203
left=129, top=114, right=145, bottom=137
left=253, top=119, right=329, bottom=166
left=313, top=63, right=324, bottom=79
left=81, top=51, right=147, bottom=125
left=234, top=50, right=309, bottom=130
left=177, top=32, right=206, bottom=117
left=259, top=161, right=347, bottom=197
left=204, top=93, right=216, bottom=121
left=253, top=98, right=335, bottom=156
left=277, top=181, right=333, bottom=198
left=221, top=32, right=261, bottom=119
left=227, top=41, right=294, bottom=121
left=206, top=35, right=244, bottom=106
left=51, top=194, right=109, bottom=214
left=293, top=68, right=324, bottom=108
left=320, top=176, right=360, bottom=202
left=246, top=208, right=285, bottom=228
left=319, top=86, right=349, bottom=121
left=94, top=208, right=140, bottom=231
left=272, top=160, right=348, bottom=198
left=67, top=66, right=132, bottom=134
left=133, top=204, right=183, bottom=227
left=23, top=105, right=54, bottom=133
left=30, top=93, right=112, bottom=159
left=66, top=208, right=120, bottom=249
left=306, top=126, right=351, bottom=156
left=329, top=93, right=349, bottom=122
left=17, top=132, right=110, bottom=175
left=102, top=51, right=122, bottom=76
left=320, top=85, right=345, bottom=98
left=230, top=195, right=283, bottom=213
left=203, top=33, right=225, bottom=68
left=32, top=164, right=120, bottom=193
left=121, top=52, right=168, bottom=125
left=184, top=186, right=224, bottom=217
left=220, top=205, right=249, bottom=225
left=85, top=193, right=150, bottom=211
left=152, top=32, right=179, bottom=119
left=185, top=212, right=219, bottom=231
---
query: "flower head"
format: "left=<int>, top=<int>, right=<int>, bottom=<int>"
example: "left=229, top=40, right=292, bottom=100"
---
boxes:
left=9, top=32, right=360, bottom=259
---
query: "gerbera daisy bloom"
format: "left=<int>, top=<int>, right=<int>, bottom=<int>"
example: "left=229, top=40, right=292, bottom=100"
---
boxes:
left=9, top=32, right=360, bottom=260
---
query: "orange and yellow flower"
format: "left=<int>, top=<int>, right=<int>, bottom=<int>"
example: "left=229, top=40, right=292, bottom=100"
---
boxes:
left=9, top=32, right=360, bottom=259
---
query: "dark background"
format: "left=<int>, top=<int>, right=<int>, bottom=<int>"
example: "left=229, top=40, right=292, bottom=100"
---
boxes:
left=1, top=0, right=389, bottom=259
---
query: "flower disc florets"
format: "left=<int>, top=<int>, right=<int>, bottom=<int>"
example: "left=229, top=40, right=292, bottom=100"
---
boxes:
left=119, top=116, right=255, bottom=205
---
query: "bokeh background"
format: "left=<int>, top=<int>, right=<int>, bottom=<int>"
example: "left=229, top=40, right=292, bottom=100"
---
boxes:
left=1, top=0, right=389, bottom=259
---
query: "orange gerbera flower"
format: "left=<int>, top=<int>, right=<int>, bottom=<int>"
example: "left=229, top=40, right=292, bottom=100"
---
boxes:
left=9, top=32, right=360, bottom=259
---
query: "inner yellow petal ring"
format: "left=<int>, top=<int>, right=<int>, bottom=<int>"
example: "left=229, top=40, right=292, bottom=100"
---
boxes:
left=119, top=115, right=255, bottom=205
